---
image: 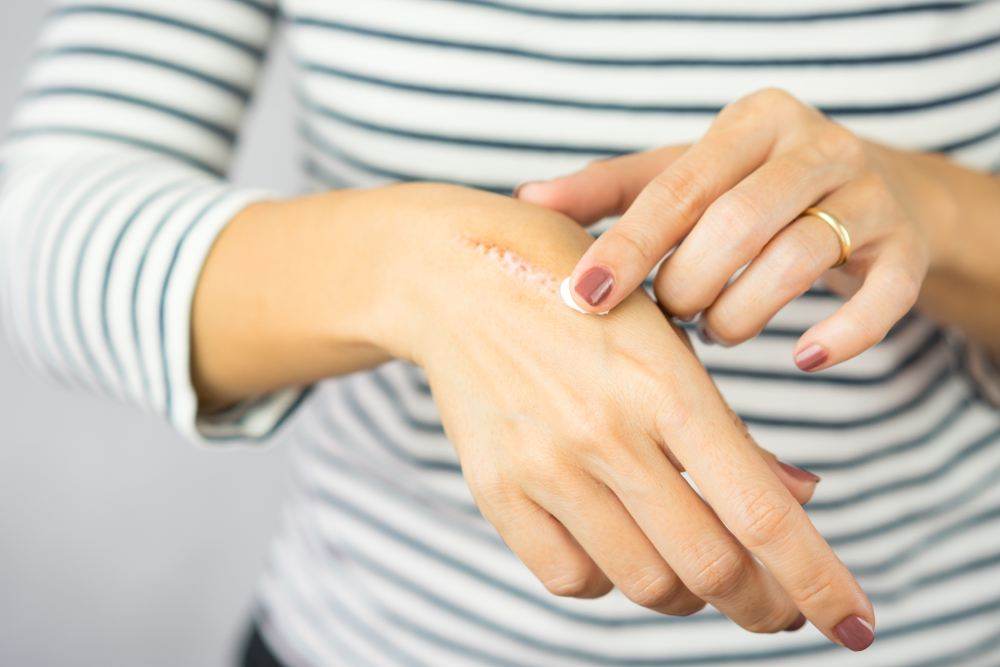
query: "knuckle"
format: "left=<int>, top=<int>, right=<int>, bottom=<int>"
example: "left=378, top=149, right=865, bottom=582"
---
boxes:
left=858, top=170, right=890, bottom=201
left=654, top=272, right=703, bottom=319
left=465, top=465, right=517, bottom=512
left=742, top=606, right=799, bottom=635
left=645, top=168, right=711, bottom=225
left=729, top=488, right=796, bottom=550
left=728, top=88, right=794, bottom=119
left=705, top=311, right=757, bottom=346
left=610, top=223, right=663, bottom=265
left=711, top=190, right=768, bottom=246
left=688, top=547, right=751, bottom=601
left=542, top=567, right=609, bottom=599
left=559, top=400, right=646, bottom=475
left=812, top=124, right=865, bottom=169
left=671, top=596, right=709, bottom=617
left=620, top=567, right=685, bottom=609
left=789, top=566, right=839, bottom=610
left=563, top=398, right=618, bottom=449
left=772, top=228, right=830, bottom=285
left=652, top=388, right=695, bottom=439
left=755, top=88, right=796, bottom=110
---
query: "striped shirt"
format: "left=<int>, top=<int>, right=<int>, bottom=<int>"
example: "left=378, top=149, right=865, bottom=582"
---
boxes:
left=3, top=1, right=1000, bottom=665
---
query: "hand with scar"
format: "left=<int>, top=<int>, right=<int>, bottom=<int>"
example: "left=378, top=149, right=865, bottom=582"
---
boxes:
left=194, top=181, right=873, bottom=649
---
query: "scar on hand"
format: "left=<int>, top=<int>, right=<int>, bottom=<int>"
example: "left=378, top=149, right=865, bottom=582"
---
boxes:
left=453, top=234, right=560, bottom=296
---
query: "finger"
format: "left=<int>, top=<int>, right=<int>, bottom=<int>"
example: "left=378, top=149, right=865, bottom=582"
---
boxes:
left=593, top=438, right=805, bottom=633
left=652, top=350, right=874, bottom=649
left=655, top=147, right=854, bottom=320
left=793, top=240, right=925, bottom=372
left=669, top=319, right=820, bottom=505
left=728, top=408, right=821, bottom=506
left=566, top=106, right=781, bottom=313
left=697, top=212, right=845, bottom=347
left=484, top=490, right=613, bottom=599
left=529, top=470, right=705, bottom=616
left=759, top=447, right=821, bottom=506
left=514, top=147, right=688, bottom=225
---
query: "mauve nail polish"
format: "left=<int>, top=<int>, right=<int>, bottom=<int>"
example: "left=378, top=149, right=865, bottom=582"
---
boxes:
left=794, top=344, right=828, bottom=371
left=784, top=613, right=807, bottom=632
left=778, top=461, right=821, bottom=484
left=574, top=267, right=614, bottom=307
left=835, top=615, right=874, bottom=651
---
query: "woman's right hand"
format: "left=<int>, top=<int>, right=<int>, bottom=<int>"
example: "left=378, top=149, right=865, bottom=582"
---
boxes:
left=192, top=183, right=874, bottom=650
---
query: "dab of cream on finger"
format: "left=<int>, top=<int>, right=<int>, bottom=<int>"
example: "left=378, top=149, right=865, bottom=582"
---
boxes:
left=561, top=278, right=609, bottom=315
left=454, top=234, right=561, bottom=296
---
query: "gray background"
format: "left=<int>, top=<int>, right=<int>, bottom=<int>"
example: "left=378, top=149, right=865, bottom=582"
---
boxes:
left=0, top=3, right=301, bottom=666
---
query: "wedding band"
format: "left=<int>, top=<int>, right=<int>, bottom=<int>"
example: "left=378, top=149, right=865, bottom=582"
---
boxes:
left=803, top=206, right=851, bottom=269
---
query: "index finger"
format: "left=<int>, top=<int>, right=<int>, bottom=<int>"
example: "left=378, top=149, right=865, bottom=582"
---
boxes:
left=566, top=99, right=785, bottom=314
left=648, top=340, right=875, bottom=650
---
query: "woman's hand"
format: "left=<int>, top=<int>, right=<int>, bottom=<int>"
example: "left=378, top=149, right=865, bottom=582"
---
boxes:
left=516, top=88, right=948, bottom=371
left=373, top=186, right=871, bottom=648
left=193, top=183, right=873, bottom=649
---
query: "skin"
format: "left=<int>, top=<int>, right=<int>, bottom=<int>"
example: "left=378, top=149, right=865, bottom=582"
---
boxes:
left=191, top=183, right=870, bottom=648
left=517, top=89, right=1000, bottom=366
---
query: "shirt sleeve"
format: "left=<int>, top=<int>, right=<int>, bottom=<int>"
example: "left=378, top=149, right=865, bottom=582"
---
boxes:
left=0, top=0, right=306, bottom=447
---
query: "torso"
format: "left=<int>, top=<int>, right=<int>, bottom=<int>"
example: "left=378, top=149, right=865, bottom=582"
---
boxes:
left=257, top=2, right=1000, bottom=665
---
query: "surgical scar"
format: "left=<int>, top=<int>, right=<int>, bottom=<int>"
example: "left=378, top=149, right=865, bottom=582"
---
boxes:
left=454, top=234, right=561, bottom=296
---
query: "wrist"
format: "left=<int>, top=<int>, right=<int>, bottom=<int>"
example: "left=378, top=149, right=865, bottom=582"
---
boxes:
left=191, top=182, right=594, bottom=406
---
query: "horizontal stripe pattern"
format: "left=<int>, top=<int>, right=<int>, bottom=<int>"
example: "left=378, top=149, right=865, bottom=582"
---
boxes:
left=0, top=0, right=281, bottom=441
left=2, top=1, right=1000, bottom=666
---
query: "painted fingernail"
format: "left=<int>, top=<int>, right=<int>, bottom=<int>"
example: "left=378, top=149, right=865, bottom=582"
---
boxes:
left=778, top=461, right=821, bottom=484
left=574, top=266, right=614, bottom=307
left=512, top=181, right=540, bottom=198
left=835, top=615, right=874, bottom=651
left=794, top=344, right=828, bottom=371
left=784, top=613, right=807, bottom=632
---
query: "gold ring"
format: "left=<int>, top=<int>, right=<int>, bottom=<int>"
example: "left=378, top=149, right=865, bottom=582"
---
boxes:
left=803, top=206, right=851, bottom=269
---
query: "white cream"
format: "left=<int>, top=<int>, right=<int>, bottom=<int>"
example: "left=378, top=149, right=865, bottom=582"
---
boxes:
left=561, top=277, right=609, bottom=315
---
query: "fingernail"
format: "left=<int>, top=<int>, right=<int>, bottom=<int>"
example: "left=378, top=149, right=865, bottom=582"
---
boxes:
left=574, top=266, right=614, bottom=307
left=696, top=318, right=715, bottom=346
left=512, top=181, right=540, bottom=198
left=834, top=615, right=874, bottom=651
left=794, top=344, right=828, bottom=371
left=784, top=613, right=807, bottom=632
left=778, top=461, right=821, bottom=484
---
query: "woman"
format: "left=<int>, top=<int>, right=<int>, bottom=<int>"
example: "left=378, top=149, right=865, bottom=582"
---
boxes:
left=3, top=1, right=1000, bottom=665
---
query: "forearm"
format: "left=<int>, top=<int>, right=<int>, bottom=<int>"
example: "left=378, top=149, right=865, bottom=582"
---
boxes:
left=893, top=148, right=1000, bottom=355
left=190, top=182, right=593, bottom=408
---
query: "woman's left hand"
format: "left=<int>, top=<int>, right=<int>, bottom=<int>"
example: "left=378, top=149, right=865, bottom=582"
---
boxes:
left=516, top=88, right=940, bottom=371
